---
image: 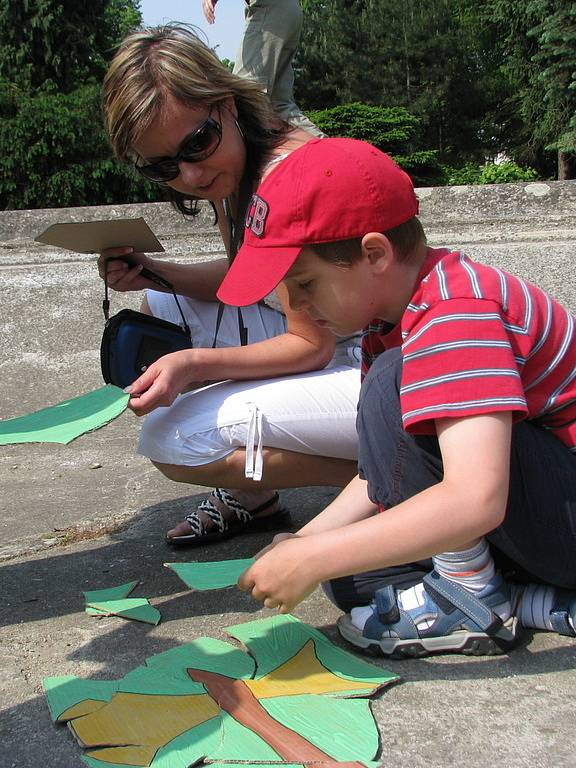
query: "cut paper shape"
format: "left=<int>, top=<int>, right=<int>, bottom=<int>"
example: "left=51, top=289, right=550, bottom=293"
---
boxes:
left=83, top=581, right=160, bottom=625
left=164, top=558, right=255, bottom=591
left=44, top=614, right=398, bottom=767
left=85, top=599, right=161, bottom=625
left=0, top=385, right=129, bottom=445
left=35, top=217, right=165, bottom=255
left=83, top=581, right=139, bottom=604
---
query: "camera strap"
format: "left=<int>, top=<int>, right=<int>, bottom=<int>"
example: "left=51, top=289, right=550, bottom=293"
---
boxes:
left=102, top=261, right=191, bottom=339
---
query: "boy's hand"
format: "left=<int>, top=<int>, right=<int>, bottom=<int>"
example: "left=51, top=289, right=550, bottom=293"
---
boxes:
left=238, top=537, right=319, bottom=613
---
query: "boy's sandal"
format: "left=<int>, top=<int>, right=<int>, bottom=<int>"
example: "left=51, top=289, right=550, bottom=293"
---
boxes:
left=166, top=488, right=292, bottom=547
left=549, top=589, right=576, bottom=637
left=337, top=570, right=520, bottom=658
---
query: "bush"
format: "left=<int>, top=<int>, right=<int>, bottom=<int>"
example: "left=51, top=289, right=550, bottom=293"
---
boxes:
left=444, top=161, right=539, bottom=186
left=306, top=103, right=446, bottom=187
left=0, top=81, right=162, bottom=210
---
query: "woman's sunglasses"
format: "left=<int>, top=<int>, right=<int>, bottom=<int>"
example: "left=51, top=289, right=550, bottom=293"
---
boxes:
left=134, top=111, right=223, bottom=183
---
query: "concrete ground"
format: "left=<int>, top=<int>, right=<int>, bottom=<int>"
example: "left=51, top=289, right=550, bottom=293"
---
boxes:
left=1, top=183, right=575, bottom=767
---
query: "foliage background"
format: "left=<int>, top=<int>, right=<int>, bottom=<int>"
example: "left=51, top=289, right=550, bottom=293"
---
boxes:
left=0, top=0, right=573, bottom=210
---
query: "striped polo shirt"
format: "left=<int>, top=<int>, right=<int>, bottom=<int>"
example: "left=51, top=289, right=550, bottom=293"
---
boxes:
left=362, top=248, right=576, bottom=451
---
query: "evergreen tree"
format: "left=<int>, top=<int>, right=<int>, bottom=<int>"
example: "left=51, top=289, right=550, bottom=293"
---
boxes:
left=0, top=0, right=153, bottom=209
left=0, top=0, right=141, bottom=92
left=296, top=0, right=509, bottom=164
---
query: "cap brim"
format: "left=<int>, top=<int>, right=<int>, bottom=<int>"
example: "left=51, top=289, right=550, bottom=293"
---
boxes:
left=216, top=243, right=302, bottom=307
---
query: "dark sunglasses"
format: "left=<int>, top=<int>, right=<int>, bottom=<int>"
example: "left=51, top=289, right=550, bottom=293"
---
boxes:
left=134, top=111, right=222, bottom=183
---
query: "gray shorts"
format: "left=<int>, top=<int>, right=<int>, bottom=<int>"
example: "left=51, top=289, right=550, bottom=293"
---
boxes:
left=327, top=347, right=576, bottom=611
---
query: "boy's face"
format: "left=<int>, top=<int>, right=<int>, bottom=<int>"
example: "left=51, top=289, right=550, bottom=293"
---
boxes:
left=283, top=247, right=382, bottom=335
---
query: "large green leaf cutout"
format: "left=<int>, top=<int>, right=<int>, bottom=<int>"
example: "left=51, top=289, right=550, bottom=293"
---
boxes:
left=44, top=614, right=398, bottom=767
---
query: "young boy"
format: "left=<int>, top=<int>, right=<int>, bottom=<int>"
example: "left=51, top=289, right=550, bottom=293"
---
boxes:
left=217, top=137, right=576, bottom=657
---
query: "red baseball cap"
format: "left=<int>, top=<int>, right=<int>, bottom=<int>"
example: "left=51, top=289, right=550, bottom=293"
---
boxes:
left=217, top=137, right=419, bottom=307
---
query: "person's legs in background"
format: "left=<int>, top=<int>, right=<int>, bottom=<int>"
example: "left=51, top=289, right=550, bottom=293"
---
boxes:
left=233, top=0, right=324, bottom=137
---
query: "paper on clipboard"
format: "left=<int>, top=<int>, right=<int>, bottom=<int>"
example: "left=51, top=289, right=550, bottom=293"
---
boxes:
left=34, top=217, right=165, bottom=254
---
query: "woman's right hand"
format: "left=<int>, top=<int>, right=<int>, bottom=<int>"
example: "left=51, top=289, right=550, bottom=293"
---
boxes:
left=98, top=247, right=157, bottom=292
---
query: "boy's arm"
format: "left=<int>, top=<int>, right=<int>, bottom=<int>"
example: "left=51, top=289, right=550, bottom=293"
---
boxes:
left=239, top=411, right=512, bottom=612
left=299, top=475, right=378, bottom=534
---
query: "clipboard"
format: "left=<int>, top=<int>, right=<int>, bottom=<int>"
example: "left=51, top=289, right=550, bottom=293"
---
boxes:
left=35, top=217, right=165, bottom=254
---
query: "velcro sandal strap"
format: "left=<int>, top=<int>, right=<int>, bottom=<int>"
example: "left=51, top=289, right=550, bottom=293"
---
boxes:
left=550, top=592, right=576, bottom=637
left=374, top=585, right=401, bottom=623
left=423, top=571, right=503, bottom=635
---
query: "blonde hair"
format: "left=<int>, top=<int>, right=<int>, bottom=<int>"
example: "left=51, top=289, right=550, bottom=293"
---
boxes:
left=104, top=23, right=285, bottom=159
left=312, top=217, right=426, bottom=265
left=103, top=23, right=290, bottom=217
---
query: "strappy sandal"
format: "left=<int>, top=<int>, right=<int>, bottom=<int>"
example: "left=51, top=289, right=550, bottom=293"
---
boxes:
left=166, top=488, right=292, bottom=547
left=337, top=570, right=520, bottom=658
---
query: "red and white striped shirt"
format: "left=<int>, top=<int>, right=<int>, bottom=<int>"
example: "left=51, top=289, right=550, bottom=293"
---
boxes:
left=362, top=248, right=576, bottom=451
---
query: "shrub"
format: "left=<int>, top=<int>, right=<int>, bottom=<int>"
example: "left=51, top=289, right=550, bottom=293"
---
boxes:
left=307, top=102, right=446, bottom=187
left=0, top=81, right=161, bottom=210
left=444, top=161, right=539, bottom=186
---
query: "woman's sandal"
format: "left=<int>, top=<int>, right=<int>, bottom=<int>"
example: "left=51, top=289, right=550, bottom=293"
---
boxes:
left=337, top=570, right=521, bottom=658
left=166, top=488, right=292, bottom=546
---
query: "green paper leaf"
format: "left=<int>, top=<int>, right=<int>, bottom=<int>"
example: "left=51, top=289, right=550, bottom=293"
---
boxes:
left=86, top=598, right=161, bottom=625
left=0, top=385, right=129, bottom=445
left=226, top=614, right=398, bottom=687
left=43, top=676, right=119, bottom=721
left=83, top=581, right=139, bottom=604
left=164, top=558, right=255, bottom=591
left=146, top=637, right=255, bottom=681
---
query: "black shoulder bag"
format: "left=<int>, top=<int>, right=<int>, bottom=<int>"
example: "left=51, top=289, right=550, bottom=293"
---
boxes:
left=100, top=263, right=193, bottom=389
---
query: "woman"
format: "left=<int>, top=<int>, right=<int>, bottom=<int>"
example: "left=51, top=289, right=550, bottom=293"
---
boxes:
left=100, top=23, right=360, bottom=545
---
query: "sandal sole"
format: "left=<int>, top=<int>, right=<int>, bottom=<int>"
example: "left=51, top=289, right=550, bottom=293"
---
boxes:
left=166, top=509, right=293, bottom=547
left=337, top=614, right=520, bottom=658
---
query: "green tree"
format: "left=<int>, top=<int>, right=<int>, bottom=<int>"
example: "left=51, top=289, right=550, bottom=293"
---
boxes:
left=307, top=103, right=445, bottom=185
left=485, top=0, right=576, bottom=178
left=0, top=83, right=160, bottom=209
left=0, top=0, right=152, bottom=209
left=296, top=0, right=510, bottom=165
left=0, top=0, right=141, bottom=92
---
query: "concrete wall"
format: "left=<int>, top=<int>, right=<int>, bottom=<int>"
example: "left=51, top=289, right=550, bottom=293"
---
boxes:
left=1, top=180, right=574, bottom=417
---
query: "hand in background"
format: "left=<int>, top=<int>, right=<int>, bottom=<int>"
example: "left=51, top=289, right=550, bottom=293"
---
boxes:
left=202, top=0, right=218, bottom=24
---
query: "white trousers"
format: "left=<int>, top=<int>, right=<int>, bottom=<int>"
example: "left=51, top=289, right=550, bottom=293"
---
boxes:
left=138, top=292, right=361, bottom=480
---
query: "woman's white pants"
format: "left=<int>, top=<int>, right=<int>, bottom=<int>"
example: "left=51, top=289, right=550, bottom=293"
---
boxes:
left=138, top=292, right=361, bottom=481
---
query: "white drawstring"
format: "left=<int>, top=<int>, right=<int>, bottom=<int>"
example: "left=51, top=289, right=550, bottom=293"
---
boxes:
left=245, top=404, right=264, bottom=481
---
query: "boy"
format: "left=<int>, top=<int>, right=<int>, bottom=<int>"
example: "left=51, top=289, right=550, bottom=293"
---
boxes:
left=217, top=138, right=576, bottom=657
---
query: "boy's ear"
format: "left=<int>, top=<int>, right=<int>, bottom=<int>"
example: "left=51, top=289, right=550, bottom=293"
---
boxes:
left=361, top=232, right=394, bottom=272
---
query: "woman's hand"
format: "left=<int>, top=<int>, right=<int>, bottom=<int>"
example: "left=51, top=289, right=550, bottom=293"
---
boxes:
left=98, top=247, right=158, bottom=292
left=125, top=350, right=203, bottom=416
left=238, top=536, right=320, bottom=613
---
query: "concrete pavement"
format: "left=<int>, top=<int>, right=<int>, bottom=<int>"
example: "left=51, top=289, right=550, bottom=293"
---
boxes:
left=1, top=182, right=575, bottom=767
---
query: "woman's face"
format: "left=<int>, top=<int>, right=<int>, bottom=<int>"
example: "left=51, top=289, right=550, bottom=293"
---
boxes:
left=132, top=93, right=246, bottom=202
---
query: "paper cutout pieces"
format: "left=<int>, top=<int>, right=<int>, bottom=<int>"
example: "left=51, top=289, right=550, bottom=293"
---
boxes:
left=0, top=385, right=129, bottom=445
left=83, top=581, right=161, bottom=625
left=164, top=558, right=255, bottom=591
left=35, top=217, right=165, bottom=255
left=83, top=581, right=139, bottom=605
left=44, top=614, right=398, bottom=767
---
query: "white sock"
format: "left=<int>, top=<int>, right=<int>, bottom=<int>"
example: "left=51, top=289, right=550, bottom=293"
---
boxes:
left=351, top=540, right=499, bottom=633
left=432, top=539, right=495, bottom=592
